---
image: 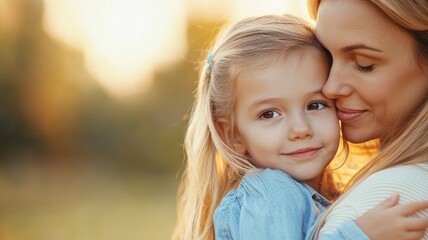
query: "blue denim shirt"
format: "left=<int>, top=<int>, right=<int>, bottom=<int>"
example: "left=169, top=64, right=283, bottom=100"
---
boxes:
left=213, top=169, right=369, bottom=240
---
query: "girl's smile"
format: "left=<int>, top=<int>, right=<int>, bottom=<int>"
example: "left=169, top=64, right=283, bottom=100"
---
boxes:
left=284, top=147, right=321, bottom=159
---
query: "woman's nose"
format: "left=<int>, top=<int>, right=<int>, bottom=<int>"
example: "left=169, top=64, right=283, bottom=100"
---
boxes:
left=322, top=64, right=352, bottom=99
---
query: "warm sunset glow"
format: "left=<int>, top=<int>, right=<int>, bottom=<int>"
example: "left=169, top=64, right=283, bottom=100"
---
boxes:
left=186, top=0, right=311, bottom=22
left=0, top=0, right=19, bottom=32
left=42, top=0, right=309, bottom=99
left=231, top=0, right=310, bottom=22
left=43, top=0, right=187, bottom=99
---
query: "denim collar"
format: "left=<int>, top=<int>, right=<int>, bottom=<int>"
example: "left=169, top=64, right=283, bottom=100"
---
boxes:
left=303, top=184, right=331, bottom=207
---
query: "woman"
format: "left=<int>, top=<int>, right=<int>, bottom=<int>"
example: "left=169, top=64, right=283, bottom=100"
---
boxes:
left=307, top=0, right=428, bottom=239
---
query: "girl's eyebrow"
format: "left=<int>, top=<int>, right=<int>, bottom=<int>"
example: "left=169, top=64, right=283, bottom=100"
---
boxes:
left=306, top=88, right=323, bottom=95
left=341, top=44, right=382, bottom=53
left=249, top=97, right=283, bottom=109
left=305, top=89, right=329, bottom=100
left=248, top=89, right=324, bottom=109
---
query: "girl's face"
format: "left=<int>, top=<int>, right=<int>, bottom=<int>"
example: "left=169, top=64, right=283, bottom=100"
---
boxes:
left=231, top=49, right=339, bottom=182
left=315, top=0, right=428, bottom=143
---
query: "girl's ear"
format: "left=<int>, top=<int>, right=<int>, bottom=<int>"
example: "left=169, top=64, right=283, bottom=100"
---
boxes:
left=215, top=117, right=247, bottom=155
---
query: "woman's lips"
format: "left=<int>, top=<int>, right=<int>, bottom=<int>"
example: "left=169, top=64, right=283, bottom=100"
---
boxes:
left=336, top=108, right=367, bottom=122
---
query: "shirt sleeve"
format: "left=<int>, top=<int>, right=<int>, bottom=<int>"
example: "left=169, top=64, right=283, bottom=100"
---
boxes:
left=319, top=164, right=428, bottom=239
left=214, top=169, right=313, bottom=240
left=305, top=219, right=369, bottom=240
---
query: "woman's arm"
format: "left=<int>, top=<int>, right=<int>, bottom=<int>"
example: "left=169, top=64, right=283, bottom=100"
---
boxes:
left=313, top=193, right=428, bottom=240
left=319, top=164, right=428, bottom=239
left=356, top=193, right=428, bottom=240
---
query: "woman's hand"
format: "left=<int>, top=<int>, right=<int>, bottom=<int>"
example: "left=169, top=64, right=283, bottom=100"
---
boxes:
left=356, top=193, right=428, bottom=240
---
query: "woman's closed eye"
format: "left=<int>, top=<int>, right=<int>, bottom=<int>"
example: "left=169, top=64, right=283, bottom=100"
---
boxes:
left=258, top=110, right=280, bottom=119
left=355, top=63, right=374, bottom=72
left=354, top=56, right=375, bottom=72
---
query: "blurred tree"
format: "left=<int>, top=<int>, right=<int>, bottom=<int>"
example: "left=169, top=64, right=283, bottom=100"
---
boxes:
left=0, top=0, right=227, bottom=177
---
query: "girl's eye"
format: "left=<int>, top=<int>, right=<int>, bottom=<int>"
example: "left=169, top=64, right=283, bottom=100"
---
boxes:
left=259, top=110, right=280, bottom=119
left=307, top=102, right=327, bottom=111
left=355, top=63, right=374, bottom=72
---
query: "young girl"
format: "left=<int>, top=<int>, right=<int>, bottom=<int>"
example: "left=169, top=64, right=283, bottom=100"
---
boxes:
left=173, top=14, right=428, bottom=240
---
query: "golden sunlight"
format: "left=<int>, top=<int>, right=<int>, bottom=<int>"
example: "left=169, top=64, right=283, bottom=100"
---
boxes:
left=231, top=0, right=310, bottom=21
left=43, top=0, right=187, bottom=99
left=186, top=0, right=310, bottom=22
left=42, top=0, right=309, bottom=99
left=0, top=0, right=19, bottom=32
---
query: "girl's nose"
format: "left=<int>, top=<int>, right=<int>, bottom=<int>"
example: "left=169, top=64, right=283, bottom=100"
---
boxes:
left=288, top=114, right=313, bottom=141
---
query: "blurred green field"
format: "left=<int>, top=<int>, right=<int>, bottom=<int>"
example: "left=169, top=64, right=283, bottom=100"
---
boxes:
left=0, top=165, right=178, bottom=240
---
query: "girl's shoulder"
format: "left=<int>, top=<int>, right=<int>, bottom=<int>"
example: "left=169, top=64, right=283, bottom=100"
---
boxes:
left=240, top=168, right=302, bottom=191
left=214, top=169, right=318, bottom=239
left=215, top=168, right=311, bottom=215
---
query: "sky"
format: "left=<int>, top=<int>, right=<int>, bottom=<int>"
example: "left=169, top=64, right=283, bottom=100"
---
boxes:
left=42, top=0, right=310, bottom=99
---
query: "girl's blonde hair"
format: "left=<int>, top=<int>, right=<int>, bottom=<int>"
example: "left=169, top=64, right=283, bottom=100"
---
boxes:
left=173, top=14, right=337, bottom=239
left=308, top=0, right=428, bottom=237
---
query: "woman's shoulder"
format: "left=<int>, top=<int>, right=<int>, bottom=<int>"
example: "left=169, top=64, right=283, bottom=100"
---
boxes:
left=342, top=163, right=428, bottom=205
left=377, top=163, right=428, bottom=173
left=319, top=164, right=428, bottom=237
left=364, top=163, right=428, bottom=183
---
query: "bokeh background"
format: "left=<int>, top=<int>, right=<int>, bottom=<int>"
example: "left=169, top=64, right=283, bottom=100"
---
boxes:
left=0, top=0, right=376, bottom=239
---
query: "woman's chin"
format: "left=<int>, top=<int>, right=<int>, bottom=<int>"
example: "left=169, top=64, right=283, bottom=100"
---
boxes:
left=341, top=127, right=378, bottom=144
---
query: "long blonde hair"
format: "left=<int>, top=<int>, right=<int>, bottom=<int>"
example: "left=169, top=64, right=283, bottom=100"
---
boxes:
left=307, top=0, right=428, bottom=237
left=173, top=14, right=336, bottom=240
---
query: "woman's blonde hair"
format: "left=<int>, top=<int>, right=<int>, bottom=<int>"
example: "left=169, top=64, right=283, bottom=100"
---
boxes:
left=173, top=14, right=338, bottom=239
left=307, top=0, right=428, bottom=237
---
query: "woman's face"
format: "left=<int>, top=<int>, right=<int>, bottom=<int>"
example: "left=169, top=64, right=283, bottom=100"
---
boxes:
left=315, top=0, right=428, bottom=143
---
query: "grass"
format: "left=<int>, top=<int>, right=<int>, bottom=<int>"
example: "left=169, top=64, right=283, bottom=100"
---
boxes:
left=0, top=166, right=178, bottom=240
